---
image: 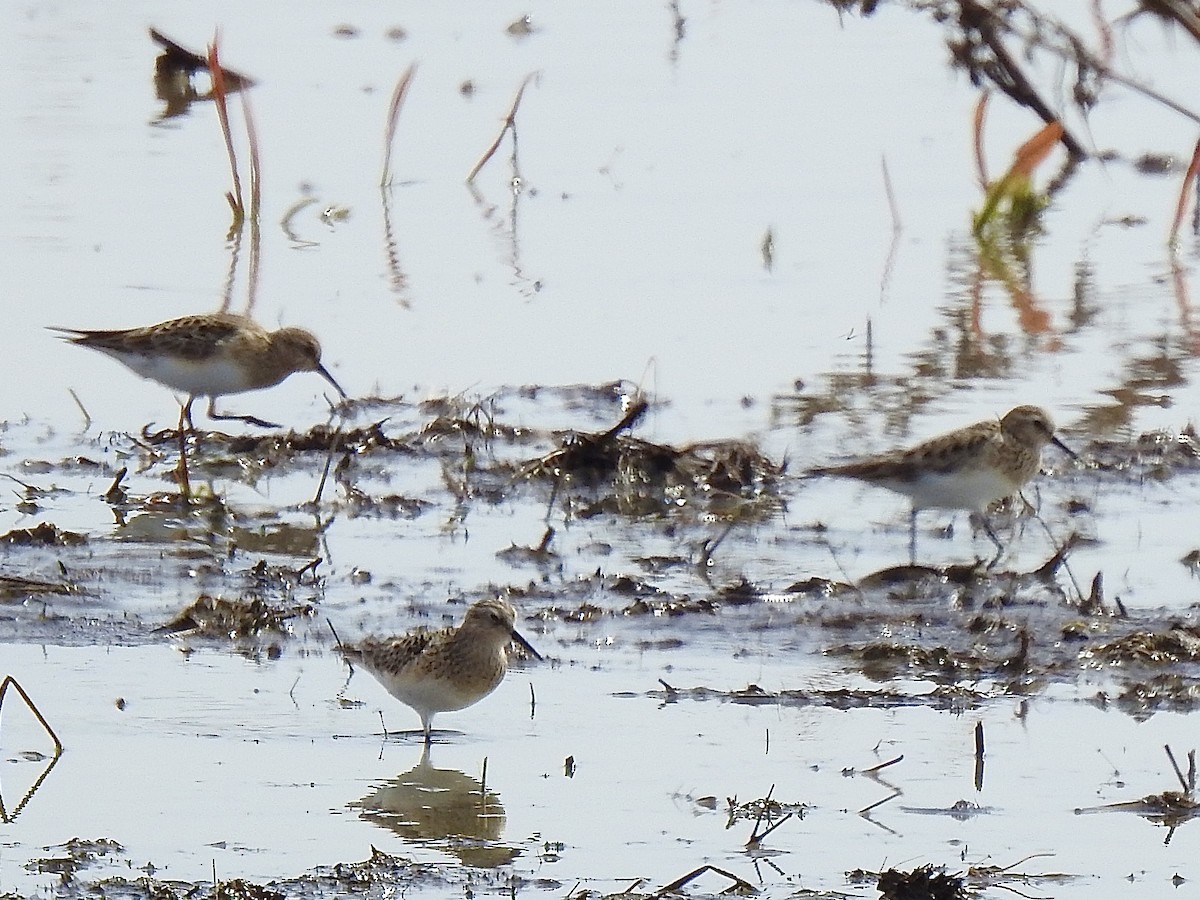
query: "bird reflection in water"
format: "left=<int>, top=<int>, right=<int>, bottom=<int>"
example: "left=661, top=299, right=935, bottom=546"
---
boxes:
left=350, top=745, right=518, bottom=868
left=149, top=28, right=255, bottom=122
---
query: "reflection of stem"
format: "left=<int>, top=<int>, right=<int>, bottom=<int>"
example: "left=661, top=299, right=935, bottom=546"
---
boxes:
left=653, top=865, right=756, bottom=898
left=281, top=197, right=320, bottom=248
left=465, top=75, right=542, bottom=294
left=974, top=235, right=1053, bottom=335
left=380, top=187, right=410, bottom=304
left=1170, top=138, right=1200, bottom=246
left=1170, top=253, right=1200, bottom=354
left=244, top=91, right=262, bottom=223
left=879, top=156, right=902, bottom=304
left=0, top=748, right=61, bottom=823
left=244, top=205, right=261, bottom=317
left=667, top=0, right=686, bottom=64
left=467, top=169, right=536, bottom=297
left=220, top=220, right=240, bottom=313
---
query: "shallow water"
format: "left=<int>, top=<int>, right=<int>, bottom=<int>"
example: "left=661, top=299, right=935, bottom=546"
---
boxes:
left=4, top=642, right=1199, bottom=897
left=5, top=1, right=1200, bottom=897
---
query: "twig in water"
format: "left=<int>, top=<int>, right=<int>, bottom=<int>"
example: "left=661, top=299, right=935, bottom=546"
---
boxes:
left=466, top=72, right=539, bottom=183
left=381, top=64, right=418, bottom=186
left=745, top=784, right=775, bottom=847
left=750, top=813, right=792, bottom=847
left=207, top=33, right=244, bottom=221
left=103, top=468, right=127, bottom=503
left=862, top=755, right=904, bottom=775
left=652, top=865, right=755, bottom=898
left=972, top=92, right=991, bottom=189
left=68, top=389, right=92, bottom=430
left=176, top=402, right=192, bottom=502
left=327, top=618, right=349, bottom=657
left=1164, top=745, right=1195, bottom=795
left=296, top=557, right=322, bottom=584
left=974, top=721, right=986, bottom=792
left=312, top=426, right=345, bottom=506
left=0, top=675, right=64, bottom=755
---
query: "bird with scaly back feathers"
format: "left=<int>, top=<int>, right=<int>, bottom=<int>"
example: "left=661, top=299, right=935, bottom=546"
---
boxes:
left=51, top=312, right=345, bottom=428
left=810, top=405, right=1075, bottom=558
left=332, top=598, right=543, bottom=745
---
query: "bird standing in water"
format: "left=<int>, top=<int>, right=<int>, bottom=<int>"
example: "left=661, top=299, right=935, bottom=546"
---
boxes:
left=810, top=405, right=1075, bottom=559
left=52, top=312, right=345, bottom=429
left=333, top=598, right=542, bottom=744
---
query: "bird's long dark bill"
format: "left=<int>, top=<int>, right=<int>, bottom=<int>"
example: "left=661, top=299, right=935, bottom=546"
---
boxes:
left=511, top=628, right=543, bottom=661
left=318, top=364, right=348, bottom=399
left=1051, top=435, right=1077, bottom=459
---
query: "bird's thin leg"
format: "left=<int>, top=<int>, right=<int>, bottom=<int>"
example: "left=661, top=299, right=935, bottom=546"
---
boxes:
left=976, top=513, right=1004, bottom=553
left=423, top=717, right=433, bottom=747
left=970, top=512, right=1006, bottom=568
left=182, top=396, right=197, bottom=433
left=206, top=396, right=281, bottom=429
left=908, top=508, right=918, bottom=565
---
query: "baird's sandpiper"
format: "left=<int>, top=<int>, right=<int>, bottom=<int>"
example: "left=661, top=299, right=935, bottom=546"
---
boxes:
left=333, top=598, right=542, bottom=744
left=810, top=405, right=1075, bottom=558
left=52, top=312, right=345, bottom=429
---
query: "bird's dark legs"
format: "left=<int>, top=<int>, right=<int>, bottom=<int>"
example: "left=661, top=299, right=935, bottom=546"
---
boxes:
left=969, top=512, right=1006, bottom=568
left=908, top=508, right=918, bottom=564
left=206, top=396, right=282, bottom=429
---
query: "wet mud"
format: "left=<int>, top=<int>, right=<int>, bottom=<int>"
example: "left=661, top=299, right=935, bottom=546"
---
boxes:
left=3, top=386, right=1200, bottom=897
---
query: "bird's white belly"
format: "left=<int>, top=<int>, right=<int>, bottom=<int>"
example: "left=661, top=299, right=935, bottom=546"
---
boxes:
left=108, top=351, right=253, bottom=396
left=886, top=468, right=1016, bottom=511
left=377, top=668, right=499, bottom=716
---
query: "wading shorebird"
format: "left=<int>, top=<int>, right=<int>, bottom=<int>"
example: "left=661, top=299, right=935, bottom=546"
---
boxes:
left=810, top=405, right=1075, bottom=559
left=52, top=312, right=345, bottom=429
left=332, top=598, right=542, bottom=745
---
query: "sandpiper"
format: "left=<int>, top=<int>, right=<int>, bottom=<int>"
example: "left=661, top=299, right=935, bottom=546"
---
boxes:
left=52, top=312, right=345, bottom=428
left=810, top=405, right=1075, bottom=558
left=333, top=598, right=542, bottom=744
